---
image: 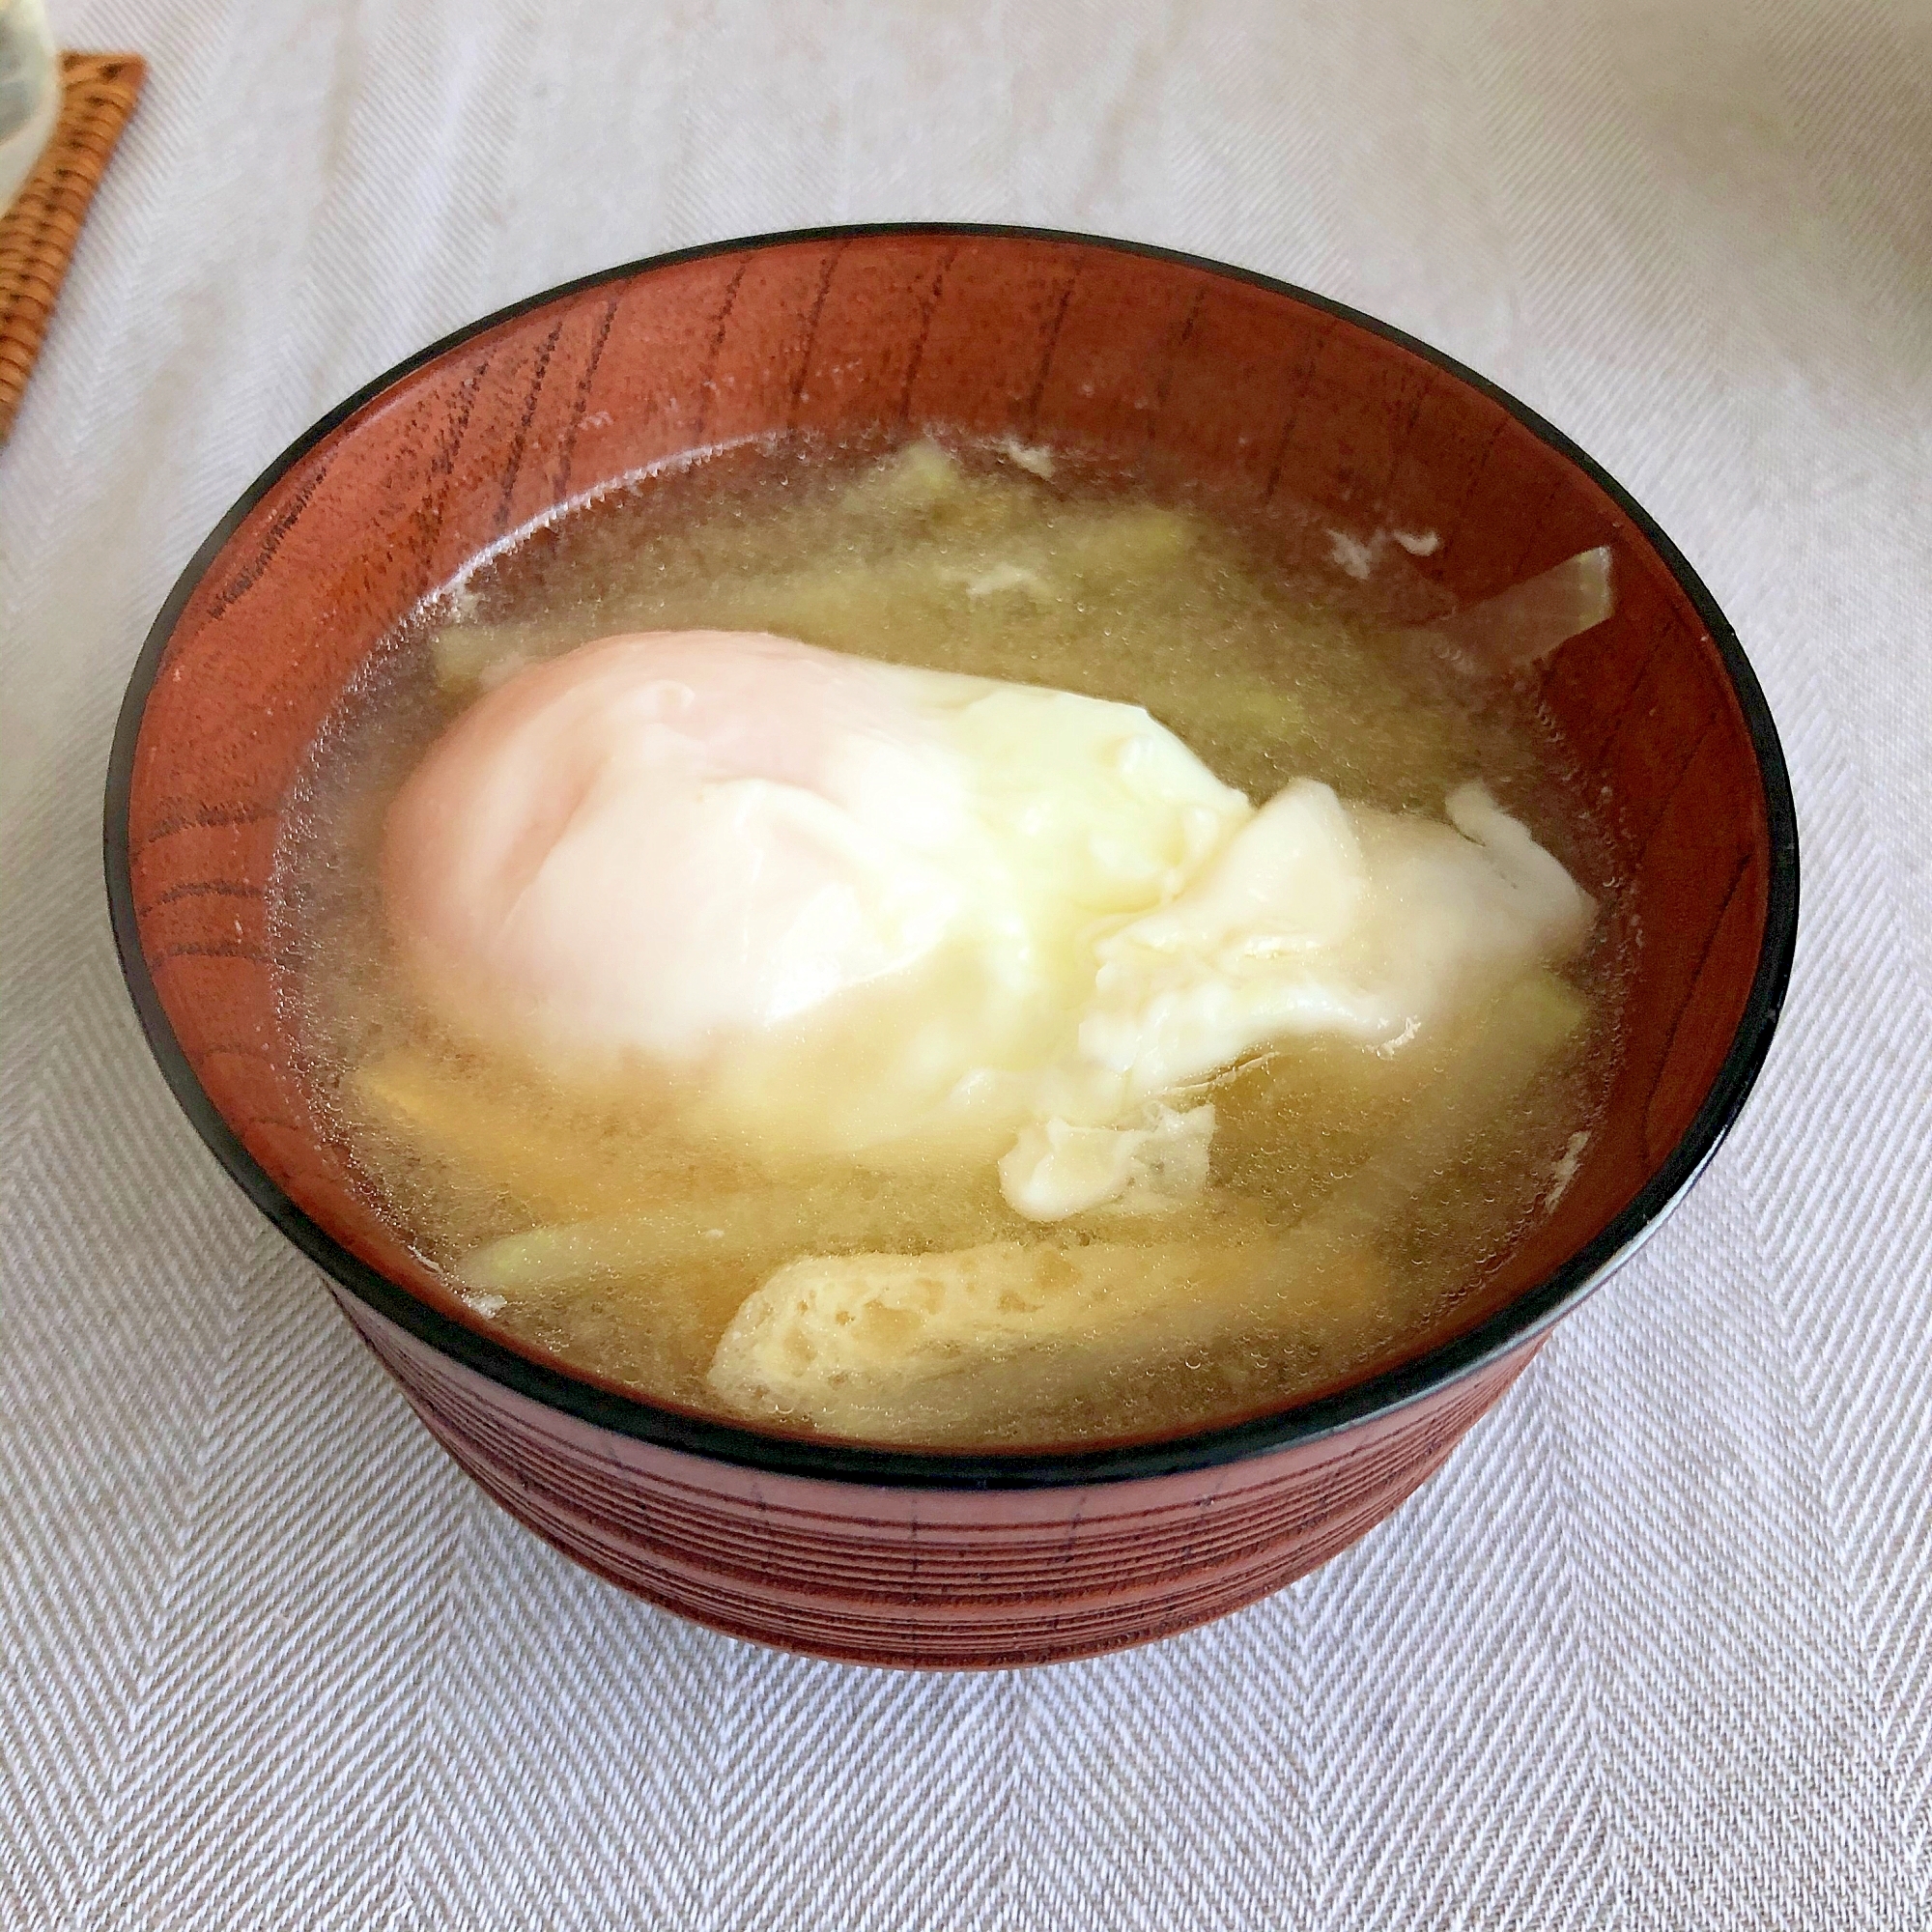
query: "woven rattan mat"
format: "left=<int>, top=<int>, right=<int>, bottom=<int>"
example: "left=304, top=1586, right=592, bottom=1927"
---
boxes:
left=0, top=52, right=145, bottom=444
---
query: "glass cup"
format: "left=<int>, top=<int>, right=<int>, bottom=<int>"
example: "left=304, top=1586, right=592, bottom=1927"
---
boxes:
left=0, top=0, right=57, bottom=213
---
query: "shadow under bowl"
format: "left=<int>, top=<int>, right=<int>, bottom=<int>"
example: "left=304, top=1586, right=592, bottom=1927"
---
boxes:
left=106, top=225, right=1798, bottom=1668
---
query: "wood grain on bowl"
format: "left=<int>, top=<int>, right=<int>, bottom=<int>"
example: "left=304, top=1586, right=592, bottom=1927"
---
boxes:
left=113, top=228, right=1794, bottom=1666
left=341, top=1293, right=1538, bottom=1668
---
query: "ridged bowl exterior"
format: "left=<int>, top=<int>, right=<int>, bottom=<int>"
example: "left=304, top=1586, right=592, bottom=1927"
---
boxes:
left=343, top=1293, right=1537, bottom=1668
left=108, top=227, right=1797, bottom=1667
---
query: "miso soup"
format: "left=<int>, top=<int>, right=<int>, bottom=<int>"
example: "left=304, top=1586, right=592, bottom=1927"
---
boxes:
left=273, top=436, right=1627, bottom=1449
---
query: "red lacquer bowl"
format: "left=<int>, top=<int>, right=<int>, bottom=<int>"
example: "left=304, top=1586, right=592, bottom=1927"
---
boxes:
left=106, top=227, right=1798, bottom=1668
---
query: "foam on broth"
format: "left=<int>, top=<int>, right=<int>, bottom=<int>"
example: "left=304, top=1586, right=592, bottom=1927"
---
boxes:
left=273, top=435, right=1627, bottom=1449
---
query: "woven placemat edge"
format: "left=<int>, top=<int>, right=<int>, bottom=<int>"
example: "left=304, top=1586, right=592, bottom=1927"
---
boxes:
left=0, top=51, right=147, bottom=445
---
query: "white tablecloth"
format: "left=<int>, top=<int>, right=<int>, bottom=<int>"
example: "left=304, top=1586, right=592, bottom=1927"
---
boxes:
left=5, top=1, right=1928, bottom=1923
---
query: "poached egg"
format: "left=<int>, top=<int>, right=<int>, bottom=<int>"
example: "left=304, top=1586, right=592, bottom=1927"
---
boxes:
left=384, top=629, right=1594, bottom=1217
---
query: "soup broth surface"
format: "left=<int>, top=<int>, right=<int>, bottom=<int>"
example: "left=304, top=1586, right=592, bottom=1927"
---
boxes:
left=277, top=436, right=1625, bottom=1449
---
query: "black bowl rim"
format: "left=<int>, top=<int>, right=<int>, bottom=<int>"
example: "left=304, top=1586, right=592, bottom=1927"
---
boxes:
left=104, top=221, right=1800, bottom=1492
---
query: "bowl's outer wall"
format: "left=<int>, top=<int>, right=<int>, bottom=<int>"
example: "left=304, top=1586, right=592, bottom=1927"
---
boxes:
left=119, top=229, right=1783, bottom=1662
left=342, top=1288, right=1540, bottom=1668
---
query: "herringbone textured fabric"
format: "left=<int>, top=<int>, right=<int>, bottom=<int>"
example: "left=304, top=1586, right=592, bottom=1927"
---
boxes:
left=3, top=0, right=1927, bottom=1923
